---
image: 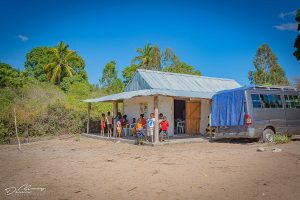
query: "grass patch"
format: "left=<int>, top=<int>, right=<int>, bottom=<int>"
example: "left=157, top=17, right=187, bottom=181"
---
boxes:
left=274, top=134, right=290, bottom=144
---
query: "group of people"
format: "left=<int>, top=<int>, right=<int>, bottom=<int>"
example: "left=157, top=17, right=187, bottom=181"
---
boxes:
left=99, top=111, right=169, bottom=143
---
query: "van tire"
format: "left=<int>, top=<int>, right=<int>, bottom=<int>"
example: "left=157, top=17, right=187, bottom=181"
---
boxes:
left=262, top=128, right=275, bottom=143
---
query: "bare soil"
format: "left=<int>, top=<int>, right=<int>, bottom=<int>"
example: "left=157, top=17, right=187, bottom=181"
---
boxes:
left=0, top=136, right=300, bottom=200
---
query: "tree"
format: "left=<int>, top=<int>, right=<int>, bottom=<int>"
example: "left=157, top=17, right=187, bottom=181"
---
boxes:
left=294, top=9, right=300, bottom=61
left=124, top=44, right=201, bottom=82
left=131, top=43, right=161, bottom=70
left=44, top=42, right=86, bottom=85
left=248, top=44, right=289, bottom=85
left=24, top=42, right=87, bottom=85
left=122, top=64, right=138, bottom=84
left=0, top=63, right=26, bottom=88
left=163, top=62, right=201, bottom=76
left=24, top=47, right=54, bottom=82
left=100, top=61, right=124, bottom=94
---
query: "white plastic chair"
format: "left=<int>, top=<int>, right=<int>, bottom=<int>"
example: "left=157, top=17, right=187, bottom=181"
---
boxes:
left=122, top=124, right=130, bottom=136
left=177, top=121, right=185, bottom=134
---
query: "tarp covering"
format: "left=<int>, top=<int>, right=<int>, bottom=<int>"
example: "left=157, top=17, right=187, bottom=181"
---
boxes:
left=211, top=87, right=246, bottom=126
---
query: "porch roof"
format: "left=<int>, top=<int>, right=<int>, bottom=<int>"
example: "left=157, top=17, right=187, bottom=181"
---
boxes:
left=83, top=88, right=215, bottom=103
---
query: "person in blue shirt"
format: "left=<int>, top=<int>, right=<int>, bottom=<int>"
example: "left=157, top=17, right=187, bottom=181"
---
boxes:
left=146, top=113, right=155, bottom=142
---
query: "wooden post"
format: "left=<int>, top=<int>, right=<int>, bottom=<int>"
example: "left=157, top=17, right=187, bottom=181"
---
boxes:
left=113, top=101, right=118, bottom=137
left=87, top=103, right=91, bottom=134
left=154, top=96, right=159, bottom=143
left=14, top=107, right=21, bottom=151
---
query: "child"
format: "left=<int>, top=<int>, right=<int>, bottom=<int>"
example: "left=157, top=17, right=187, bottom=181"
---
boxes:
left=100, top=113, right=106, bottom=137
left=107, top=111, right=113, bottom=138
left=160, top=116, right=169, bottom=142
left=116, top=118, right=122, bottom=138
left=135, top=120, right=144, bottom=145
left=146, top=113, right=155, bottom=142
left=139, top=114, right=146, bottom=128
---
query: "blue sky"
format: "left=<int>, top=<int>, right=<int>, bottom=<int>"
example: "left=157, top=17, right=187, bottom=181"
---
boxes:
left=0, top=0, right=299, bottom=86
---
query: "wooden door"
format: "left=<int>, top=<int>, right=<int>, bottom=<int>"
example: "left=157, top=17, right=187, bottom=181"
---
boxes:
left=185, top=101, right=201, bottom=135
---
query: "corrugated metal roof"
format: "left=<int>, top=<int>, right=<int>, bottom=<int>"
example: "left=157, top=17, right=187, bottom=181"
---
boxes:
left=84, top=69, right=242, bottom=103
left=125, top=69, right=241, bottom=93
left=83, top=89, right=216, bottom=103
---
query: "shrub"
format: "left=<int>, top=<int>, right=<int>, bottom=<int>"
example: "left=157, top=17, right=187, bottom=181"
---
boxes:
left=274, top=134, right=290, bottom=144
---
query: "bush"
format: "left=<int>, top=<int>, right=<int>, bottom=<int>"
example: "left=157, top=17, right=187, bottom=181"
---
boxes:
left=274, top=134, right=290, bottom=144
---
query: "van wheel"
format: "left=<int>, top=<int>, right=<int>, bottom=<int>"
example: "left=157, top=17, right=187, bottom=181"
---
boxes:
left=262, top=128, right=275, bottom=143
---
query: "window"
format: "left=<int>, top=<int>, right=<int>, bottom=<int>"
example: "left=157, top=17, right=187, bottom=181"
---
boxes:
left=251, top=94, right=261, bottom=108
left=274, top=95, right=283, bottom=108
left=285, top=95, right=300, bottom=108
left=255, top=94, right=283, bottom=108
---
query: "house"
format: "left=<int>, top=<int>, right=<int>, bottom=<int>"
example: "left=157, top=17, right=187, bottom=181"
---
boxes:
left=84, top=69, right=241, bottom=143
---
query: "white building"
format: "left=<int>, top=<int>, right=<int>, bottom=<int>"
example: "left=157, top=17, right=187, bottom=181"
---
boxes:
left=84, top=69, right=241, bottom=142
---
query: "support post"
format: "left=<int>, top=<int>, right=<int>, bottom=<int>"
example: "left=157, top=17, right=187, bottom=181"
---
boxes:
left=154, top=96, right=159, bottom=143
left=87, top=103, right=91, bottom=134
left=113, top=101, right=118, bottom=137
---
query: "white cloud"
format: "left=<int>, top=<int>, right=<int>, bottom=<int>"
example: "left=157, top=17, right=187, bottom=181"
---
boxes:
left=274, top=23, right=298, bottom=31
left=18, top=34, right=29, bottom=42
left=279, top=10, right=296, bottom=19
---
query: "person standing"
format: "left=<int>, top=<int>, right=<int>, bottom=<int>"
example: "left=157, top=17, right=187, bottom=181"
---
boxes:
left=160, top=116, right=169, bottom=142
left=100, top=113, right=106, bottom=137
left=146, top=113, right=155, bottom=142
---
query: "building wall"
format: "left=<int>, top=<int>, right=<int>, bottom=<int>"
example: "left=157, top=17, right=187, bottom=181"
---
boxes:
left=158, top=96, right=174, bottom=136
left=200, top=99, right=211, bottom=134
left=123, top=96, right=175, bottom=136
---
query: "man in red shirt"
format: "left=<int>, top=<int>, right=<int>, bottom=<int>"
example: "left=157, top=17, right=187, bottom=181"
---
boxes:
left=160, top=116, right=169, bottom=142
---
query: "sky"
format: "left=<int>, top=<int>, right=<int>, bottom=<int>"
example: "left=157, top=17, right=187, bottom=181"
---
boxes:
left=0, top=0, right=299, bottom=86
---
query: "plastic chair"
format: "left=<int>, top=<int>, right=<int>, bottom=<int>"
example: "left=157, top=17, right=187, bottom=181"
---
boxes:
left=126, top=123, right=135, bottom=136
left=177, top=121, right=185, bottom=134
left=122, top=124, right=130, bottom=136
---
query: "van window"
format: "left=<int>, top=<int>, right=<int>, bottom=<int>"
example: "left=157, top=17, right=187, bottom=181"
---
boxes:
left=274, top=95, right=283, bottom=108
left=285, top=95, right=300, bottom=108
left=259, top=94, right=283, bottom=108
left=251, top=94, right=261, bottom=108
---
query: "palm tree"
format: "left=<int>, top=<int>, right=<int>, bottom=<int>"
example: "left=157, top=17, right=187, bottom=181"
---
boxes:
left=44, top=42, right=77, bottom=84
left=131, top=43, right=161, bottom=70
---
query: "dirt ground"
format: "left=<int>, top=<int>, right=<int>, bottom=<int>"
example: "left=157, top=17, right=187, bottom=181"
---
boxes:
left=0, top=136, right=300, bottom=200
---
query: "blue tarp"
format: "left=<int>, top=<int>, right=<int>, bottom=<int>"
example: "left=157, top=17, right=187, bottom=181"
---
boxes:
left=211, top=86, right=247, bottom=126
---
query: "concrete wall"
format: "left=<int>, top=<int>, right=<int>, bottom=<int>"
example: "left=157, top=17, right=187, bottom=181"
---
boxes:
left=123, top=96, right=174, bottom=136
left=200, top=99, right=211, bottom=134
left=158, top=96, right=174, bottom=136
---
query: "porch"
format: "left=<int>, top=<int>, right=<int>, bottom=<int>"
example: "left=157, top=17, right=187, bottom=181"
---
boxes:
left=81, top=132, right=209, bottom=146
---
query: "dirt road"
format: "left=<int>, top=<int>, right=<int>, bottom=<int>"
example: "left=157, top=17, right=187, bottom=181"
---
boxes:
left=0, top=136, right=300, bottom=200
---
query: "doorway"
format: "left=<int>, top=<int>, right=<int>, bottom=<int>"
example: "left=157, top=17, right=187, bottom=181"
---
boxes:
left=174, top=100, right=186, bottom=134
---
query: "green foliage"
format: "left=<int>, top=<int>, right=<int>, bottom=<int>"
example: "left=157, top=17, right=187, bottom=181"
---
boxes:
left=122, top=64, right=138, bottom=84
left=60, top=74, right=88, bottom=92
left=274, top=134, right=290, bottom=144
left=100, top=60, right=124, bottom=94
left=0, top=122, right=9, bottom=144
left=248, top=44, right=289, bottom=86
left=131, top=43, right=161, bottom=70
left=124, top=44, right=201, bottom=83
left=163, top=62, right=201, bottom=76
left=24, top=47, right=54, bottom=82
left=24, top=42, right=87, bottom=85
left=294, top=9, right=300, bottom=61
left=44, top=42, right=87, bottom=85
left=0, top=63, right=25, bottom=88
